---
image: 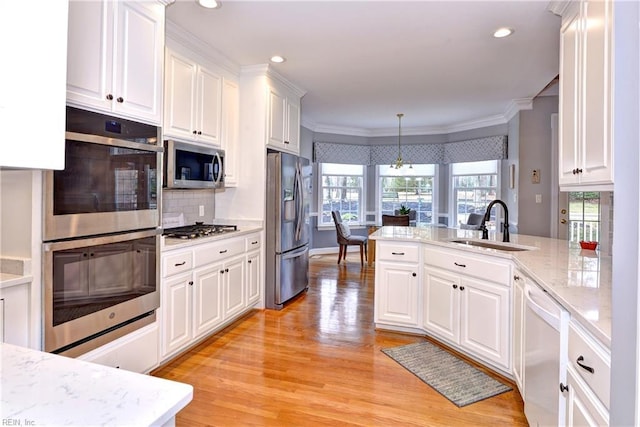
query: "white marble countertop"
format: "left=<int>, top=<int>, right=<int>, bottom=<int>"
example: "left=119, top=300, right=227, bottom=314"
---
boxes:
left=0, top=257, right=32, bottom=290
left=370, top=226, right=612, bottom=347
left=162, top=225, right=263, bottom=251
left=0, top=343, right=193, bottom=426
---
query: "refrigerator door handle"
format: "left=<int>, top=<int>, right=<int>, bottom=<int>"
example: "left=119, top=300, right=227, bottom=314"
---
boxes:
left=282, top=245, right=308, bottom=260
left=294, top=162, right=303, bottom=241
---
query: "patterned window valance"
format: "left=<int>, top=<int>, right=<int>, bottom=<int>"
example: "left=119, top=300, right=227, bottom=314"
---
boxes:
left=313, top=142, right=370, bottom=165
left=443, top=135, right=507, bottom=164
left=313, top=135, right=507, bottom=165
left=370, top=143, right=444, bottom=166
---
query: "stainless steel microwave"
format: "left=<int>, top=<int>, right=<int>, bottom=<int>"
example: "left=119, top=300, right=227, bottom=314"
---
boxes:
left=163, top=140, right=225, bottom=189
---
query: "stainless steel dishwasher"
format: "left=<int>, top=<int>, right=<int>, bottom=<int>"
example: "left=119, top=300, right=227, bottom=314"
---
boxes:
left=524, top=279, right=570, bottom=426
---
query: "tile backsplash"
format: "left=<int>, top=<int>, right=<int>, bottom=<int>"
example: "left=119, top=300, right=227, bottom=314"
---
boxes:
left=162, top=189, right=215, bottom=225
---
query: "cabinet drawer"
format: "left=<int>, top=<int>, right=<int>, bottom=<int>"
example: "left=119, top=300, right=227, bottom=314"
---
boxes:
left=163, top=251, right=193, bottom=277
left=424, top=246, right=510, bottom=284
left=194, top=238, right=245, bottom=267
left=246, top=234, right=262, bottom=251
left=377, top=242, right=420, bottom=263
left=568, top=320, right=611, bottom=409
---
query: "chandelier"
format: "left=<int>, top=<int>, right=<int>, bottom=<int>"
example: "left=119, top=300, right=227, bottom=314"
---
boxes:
left=393, top=113, right=412, bottom=169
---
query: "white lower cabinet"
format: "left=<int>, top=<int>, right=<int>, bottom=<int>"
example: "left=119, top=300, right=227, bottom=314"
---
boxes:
left=0, top=281, right=30, bottom=347
left=221, top=255, right=245, bottom=319
left=79, top=323, right=159, bottom=374
left=565, top=366, right=609, bottom=426
left=160, top=232, right=263, bottom=361
left=374, top=242, right=420, bottom=328
left=564, top=318, right=610, bottom=426
left=423, top=265, right=510, bottom=371
left=512, top=270, right=526, bottom=394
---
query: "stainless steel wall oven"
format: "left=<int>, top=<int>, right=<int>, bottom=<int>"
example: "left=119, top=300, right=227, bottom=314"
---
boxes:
left=43, top=107, right=162, bottom=356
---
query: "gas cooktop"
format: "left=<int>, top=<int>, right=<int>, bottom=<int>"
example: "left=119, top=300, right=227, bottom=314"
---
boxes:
left=163, top=223, right=238, bottom=239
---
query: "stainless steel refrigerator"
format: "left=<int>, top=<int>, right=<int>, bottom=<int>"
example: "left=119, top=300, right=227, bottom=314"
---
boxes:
left=265, top=151, right=311, bottom=309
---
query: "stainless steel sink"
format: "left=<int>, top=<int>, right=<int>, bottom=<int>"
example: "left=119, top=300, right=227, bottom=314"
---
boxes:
left=448, top=239, right=534, bottom=252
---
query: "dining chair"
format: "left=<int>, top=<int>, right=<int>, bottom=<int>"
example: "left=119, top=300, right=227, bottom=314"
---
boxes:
left=331, top=211, right=368, bottom=266
left=381, top=214, right=410, bottom=226
left=459, top=212, right=484, bottom=230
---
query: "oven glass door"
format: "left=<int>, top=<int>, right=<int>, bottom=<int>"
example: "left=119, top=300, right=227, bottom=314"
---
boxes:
left=54, top=139, right=158, bottom=215
left=44, top=133, right=162, bottom=241
left=44, top=229, right=160, bottom=353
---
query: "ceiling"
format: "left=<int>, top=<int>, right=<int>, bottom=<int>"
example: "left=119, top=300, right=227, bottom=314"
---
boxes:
left=166, top=0, right=561, bottom=136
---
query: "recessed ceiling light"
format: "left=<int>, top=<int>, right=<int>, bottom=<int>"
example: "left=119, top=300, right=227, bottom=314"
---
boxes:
left=270, top=55, right=286, bottom=64
left=197, top=0, right=221, bottom=9
left=493, top=27, right=514, bottom=38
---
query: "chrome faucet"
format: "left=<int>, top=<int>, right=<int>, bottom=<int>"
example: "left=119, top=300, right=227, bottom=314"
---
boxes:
left=479, top=200, right=510, bottom=242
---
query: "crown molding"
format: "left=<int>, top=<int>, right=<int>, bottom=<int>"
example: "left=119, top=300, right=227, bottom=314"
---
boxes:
left=166, top=20, right=240, bottom=76
left=504, top=98, right=533, bottom=121
left=305, top=96, right=534, bottom=137
left=239, top=64, right=306, bottom=98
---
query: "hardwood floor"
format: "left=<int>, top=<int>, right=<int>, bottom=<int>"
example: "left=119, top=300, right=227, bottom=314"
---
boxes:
left=152, top=253, right=527, bottom=426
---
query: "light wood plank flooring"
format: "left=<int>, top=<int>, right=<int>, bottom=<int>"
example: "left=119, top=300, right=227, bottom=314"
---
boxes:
left=152, top=253, right=527, bottom=426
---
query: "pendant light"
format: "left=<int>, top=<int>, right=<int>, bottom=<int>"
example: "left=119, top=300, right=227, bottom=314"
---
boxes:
left=392, top=113, right=412, bottom=169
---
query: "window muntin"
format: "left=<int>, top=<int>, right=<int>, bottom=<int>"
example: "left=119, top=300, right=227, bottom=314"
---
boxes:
left=568, top=192, right=600, bottom=243
left=319, top=163, right=365, bottom=226
left=378, top=164, right=436, bottom=225
left=451, top=160, right=500, bottom=227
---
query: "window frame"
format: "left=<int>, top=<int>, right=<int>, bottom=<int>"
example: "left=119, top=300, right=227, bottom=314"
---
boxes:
left=449, top=160, right=501, bottom=228
left=317, top=162, right=366, bottom=228
left=376, top=164, right=438, bottom=226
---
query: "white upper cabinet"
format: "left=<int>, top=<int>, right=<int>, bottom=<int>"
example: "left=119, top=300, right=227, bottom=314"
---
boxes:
left=164, top=48, right=223, bottom=146
left=267, top=78, right=302, bottom=155
left=0, top=0, right=68, bottom=169
left=66, top=0, right=165, bottom=125
left=221, top=79, right=240, bottom=186
left=556, top=0, right=613, bottom=190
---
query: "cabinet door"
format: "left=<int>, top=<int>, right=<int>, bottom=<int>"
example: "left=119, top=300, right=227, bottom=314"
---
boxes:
left=164, top=50, right=197, bottom=139
left=221, top=78, right=240, bottom=186
left=558, top=4, right=580, bottom=187
left=268, top=87, right=286, bottom=147
left=113, top=1, right=164, bottom=123
left=513, top=273, right=525, bottom=394
left=162, top=272, right=192, bottom=357
left=66, top=0, right=112, bottom=111
left=246, top=251, right=261, bottom=306
left=565, top=366, right=609, bottom=426
left=196, top=67, right=222, bottom=145
left=286, top=98, right=300, bottom=152
left=423, top=266, right=459, bottom=343
left=459, top=276, right=510, bottom=370
left=223, top=256, right=246, bottom=319
left=192, top=264, right=223, bottom=339
left=376, top=261, right=419, bottom=327
left=0, top=283, right=30, bottom=347
left=581, top=0, right=613, bottom=185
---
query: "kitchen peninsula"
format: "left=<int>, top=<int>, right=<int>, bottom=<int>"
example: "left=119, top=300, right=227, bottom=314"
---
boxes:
left=370, top=225, right=612, bottom=424
left=370, top=226, right=611, bottom=345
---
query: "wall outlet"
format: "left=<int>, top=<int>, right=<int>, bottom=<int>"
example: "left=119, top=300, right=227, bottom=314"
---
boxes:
left=535, top=194, right=542, bottom=204
left=199, top=205, right=205, bottom=217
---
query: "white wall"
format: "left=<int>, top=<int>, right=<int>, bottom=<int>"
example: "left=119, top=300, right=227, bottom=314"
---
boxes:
left=0, top=171, right=33, bottom=257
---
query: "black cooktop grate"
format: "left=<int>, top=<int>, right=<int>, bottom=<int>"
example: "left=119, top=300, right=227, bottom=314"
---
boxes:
left=163, top=223, right=238, bottom=239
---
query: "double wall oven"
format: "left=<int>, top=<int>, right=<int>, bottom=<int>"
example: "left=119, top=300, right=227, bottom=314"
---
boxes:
left=43, top=107, right=163, bottom=356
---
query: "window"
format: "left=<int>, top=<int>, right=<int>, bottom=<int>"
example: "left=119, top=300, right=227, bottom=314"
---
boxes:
left=450, top=160, right=500, bottom=227
left=378, top=164, right=436, bottom=226
left=568, top=192, right=601, bottom=243
left=319, top=163, right=365, bottom=226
